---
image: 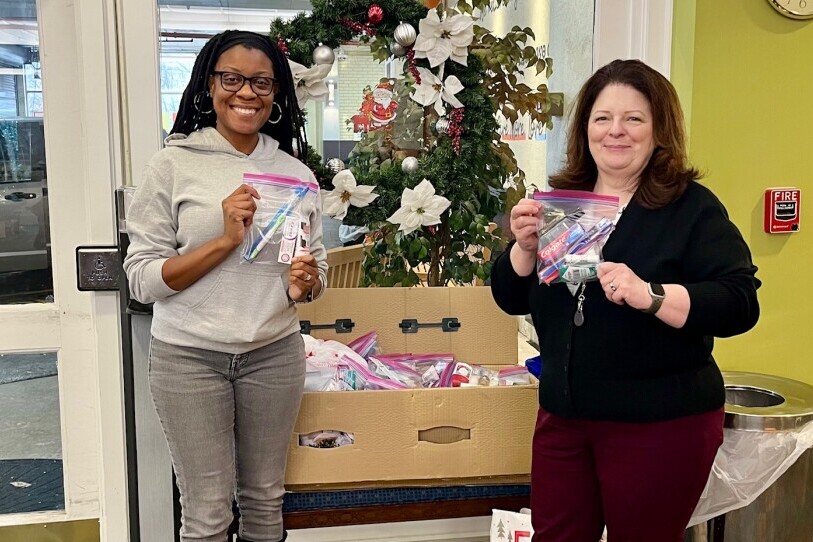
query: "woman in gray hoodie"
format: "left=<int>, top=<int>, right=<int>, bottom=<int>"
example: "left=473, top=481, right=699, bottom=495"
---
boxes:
left=124, top=30, right=327, bottom=542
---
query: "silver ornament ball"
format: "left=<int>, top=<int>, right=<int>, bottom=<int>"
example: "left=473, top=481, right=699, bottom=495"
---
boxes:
left=434, top=117, right=451, bottom=135
left=326, top=158, right=346, bottom=174
left=389, top=41, right=407, bottom=57
left=313, top=44, right=335, bottom=66
left=401, top=156, right=419, bottom=174
left=393, top=22, right=417, bottom=47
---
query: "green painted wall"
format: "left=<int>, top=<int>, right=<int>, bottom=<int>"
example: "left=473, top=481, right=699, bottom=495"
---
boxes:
left=672, top=1, right=813, bottom=385
left=670, top=0, right=696, bottom=138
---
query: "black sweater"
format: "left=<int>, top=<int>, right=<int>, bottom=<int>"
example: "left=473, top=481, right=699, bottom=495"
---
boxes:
left=491, top=182, right=761, bottom=422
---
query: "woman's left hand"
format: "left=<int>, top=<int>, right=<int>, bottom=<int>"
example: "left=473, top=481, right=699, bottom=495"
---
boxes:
left=288, top=255, right=319, bottom=302
left=597, top=262, right=651, bottom=310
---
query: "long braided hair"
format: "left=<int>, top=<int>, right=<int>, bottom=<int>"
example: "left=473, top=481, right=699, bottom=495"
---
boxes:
left=170, top=30, right=307, bottom=160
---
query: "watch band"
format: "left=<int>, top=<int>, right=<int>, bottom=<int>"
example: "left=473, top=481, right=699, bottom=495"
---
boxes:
left=643, top=282, right=665, bottom=314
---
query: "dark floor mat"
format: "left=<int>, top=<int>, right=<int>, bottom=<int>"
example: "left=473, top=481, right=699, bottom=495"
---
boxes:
left=0, top=352, right=57, bottom=385
left=0, top=459, right=64, bottom=514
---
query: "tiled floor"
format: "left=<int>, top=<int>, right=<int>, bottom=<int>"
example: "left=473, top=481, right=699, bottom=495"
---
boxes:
left=287, top=516, right=492, bottom=542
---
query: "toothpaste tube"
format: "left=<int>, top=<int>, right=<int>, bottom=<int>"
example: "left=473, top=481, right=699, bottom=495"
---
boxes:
left=539, top=259, right=563, bottom=284
left=561, top=264, right=598, bottom=283
left=538, top=222, right=585, bottom=266
left=564, top=253, right=600, bottom=264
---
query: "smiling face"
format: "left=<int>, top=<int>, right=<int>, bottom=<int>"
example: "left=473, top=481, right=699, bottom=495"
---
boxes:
left=587, top=83, right=655, bottom=188
left=209, top=45, right=275, bottom=154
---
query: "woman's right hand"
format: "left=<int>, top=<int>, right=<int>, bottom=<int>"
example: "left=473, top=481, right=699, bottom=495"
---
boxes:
left=221, top=184, right=260, bottom=248
left=510, top=198, right=543, bottom=253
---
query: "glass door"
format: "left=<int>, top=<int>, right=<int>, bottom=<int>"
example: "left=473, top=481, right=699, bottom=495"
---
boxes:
left=0, top=0, right=127, bottom=539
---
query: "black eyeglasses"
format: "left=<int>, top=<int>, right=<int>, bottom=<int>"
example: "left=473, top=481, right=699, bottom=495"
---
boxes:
left=212, top=71, right=278, bottom=96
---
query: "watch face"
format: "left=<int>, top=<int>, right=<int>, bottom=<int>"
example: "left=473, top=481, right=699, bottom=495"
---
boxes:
left=768, top=0, right=813, bottom=19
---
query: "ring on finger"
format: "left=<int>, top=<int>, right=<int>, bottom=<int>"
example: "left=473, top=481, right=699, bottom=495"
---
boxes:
left=304, top=273, right=312, bottom=282
left=609, top=282, right=617, bottom=292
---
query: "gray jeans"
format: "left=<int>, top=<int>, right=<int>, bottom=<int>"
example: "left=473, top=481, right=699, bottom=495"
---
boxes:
left=149, top=332, right=306, bottom=542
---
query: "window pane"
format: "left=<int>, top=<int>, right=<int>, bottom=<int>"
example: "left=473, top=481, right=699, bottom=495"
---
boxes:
left=159, top=54, right=195, bottom=135
left=24, top=62, right=42, bottom=92
left=0, top=17, right=53, bottom=304
left=26, top=92, right=43, bottom=117
left=0, top=351, right=64, bottom=514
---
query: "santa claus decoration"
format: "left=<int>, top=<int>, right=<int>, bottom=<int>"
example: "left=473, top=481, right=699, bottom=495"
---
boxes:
left=368, top=79, right=398, bottom=130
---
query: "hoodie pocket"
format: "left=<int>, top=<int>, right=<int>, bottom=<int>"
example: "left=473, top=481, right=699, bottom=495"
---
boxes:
left=182, top=268, right=293, bottom=345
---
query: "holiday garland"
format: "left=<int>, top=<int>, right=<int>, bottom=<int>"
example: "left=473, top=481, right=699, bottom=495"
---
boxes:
left=271, top=0, right=555, bottom=286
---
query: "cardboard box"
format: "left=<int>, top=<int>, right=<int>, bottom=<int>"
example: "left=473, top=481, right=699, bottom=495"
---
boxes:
left=287, top=286, right=538, bottom=488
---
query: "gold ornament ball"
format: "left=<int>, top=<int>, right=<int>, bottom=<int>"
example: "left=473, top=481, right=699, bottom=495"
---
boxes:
left=394, top=22, right=417, bottom=47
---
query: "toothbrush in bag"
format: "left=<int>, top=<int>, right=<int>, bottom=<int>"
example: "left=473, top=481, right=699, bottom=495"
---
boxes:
left=243, top=185, right=309, bottom=262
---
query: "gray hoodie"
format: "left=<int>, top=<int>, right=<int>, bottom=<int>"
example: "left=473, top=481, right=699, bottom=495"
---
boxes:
left=123, top=127, right=328, bottom=354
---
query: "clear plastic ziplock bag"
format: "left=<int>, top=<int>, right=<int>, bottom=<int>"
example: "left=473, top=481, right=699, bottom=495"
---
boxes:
left=340, top=354, right=408, bottom=391
left=347, top=331, right=379, bottom=359
left=532, top=190, right=619, bottom=285
left=240, top=173, right=319, bottom=265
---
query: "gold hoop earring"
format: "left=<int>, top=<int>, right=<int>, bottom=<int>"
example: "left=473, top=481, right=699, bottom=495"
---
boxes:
left=267, top=103, right=283, bottom=125
left=193, top=91, right=213, bottom=114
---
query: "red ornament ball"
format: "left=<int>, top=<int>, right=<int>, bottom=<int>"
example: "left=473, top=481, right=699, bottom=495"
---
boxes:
left=367, top=4, right=384, bottom=25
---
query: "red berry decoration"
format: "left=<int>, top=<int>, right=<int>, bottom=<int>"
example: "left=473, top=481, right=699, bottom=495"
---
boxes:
left=367, top=4, right=384, bottom=25
left=340, top=17, right=377, bottom=37
left=276, top=35, right=289, bottom=57
left=406, top=48, right=421, bottom=85
left=448, top=108, right=465, bottom=156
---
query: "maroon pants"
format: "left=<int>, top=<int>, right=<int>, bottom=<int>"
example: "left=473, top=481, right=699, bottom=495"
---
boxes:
left=530, top=406, right=723, bottom=542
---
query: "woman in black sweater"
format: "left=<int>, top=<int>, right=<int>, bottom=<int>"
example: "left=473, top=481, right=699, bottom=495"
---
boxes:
left=491, top=59, right=760, bottom=542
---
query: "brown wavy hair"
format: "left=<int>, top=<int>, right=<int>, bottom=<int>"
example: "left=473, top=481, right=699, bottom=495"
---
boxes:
left=549, top=59, right=700, bottom=209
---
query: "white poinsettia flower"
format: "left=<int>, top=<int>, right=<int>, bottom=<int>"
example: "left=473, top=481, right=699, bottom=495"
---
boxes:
left=288, top=60, right=332, bottom=107
left=410, top=68, right=464, bottom=115
left=387, top=179, right=451, bottom=234
left=321, top=169, right=378, bottom=220
left=413, top=10, right=474, bottom=67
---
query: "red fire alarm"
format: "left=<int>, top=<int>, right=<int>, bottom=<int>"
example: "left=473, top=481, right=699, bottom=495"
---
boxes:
left=764, top=188, right=801, bottom=233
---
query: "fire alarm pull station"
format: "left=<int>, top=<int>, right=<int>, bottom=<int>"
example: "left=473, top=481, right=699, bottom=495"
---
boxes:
left=764, top=188, right=801, bottom=233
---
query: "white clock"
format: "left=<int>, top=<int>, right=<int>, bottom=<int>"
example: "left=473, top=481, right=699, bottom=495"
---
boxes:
left=767, top=0, right=813, bottom=19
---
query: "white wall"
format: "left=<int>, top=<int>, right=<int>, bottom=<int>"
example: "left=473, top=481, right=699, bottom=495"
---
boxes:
left=546, top=0, right=596, bottom=180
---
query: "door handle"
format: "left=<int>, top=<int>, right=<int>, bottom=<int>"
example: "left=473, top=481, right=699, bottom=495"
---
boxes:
left=4, top=192, right=37, bottom=201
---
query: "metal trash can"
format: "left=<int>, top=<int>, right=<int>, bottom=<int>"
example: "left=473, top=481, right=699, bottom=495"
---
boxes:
left=686, top=371, right=813, bottom=542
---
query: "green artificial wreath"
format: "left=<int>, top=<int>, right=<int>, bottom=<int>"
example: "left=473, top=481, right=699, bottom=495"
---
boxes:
left=271, top=0, right=557, bottom=286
